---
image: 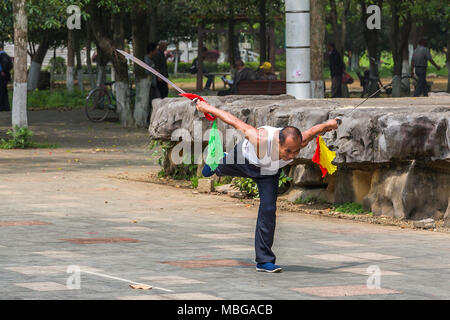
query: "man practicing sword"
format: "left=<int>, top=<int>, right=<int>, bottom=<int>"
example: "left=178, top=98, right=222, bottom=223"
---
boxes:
left=116, top=48, right=340, bottom=273
left=196, top=100, right=339, bottom=273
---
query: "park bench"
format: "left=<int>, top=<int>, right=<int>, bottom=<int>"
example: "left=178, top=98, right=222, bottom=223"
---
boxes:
left=236, top=80, right=286, bottom=95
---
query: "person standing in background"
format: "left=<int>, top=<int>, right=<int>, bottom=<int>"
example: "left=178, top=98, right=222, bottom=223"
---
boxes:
left=144, top=42, right=161, bottom=100
left=0, top=42, right=12, bottom=111
left=327, top=43, right=344, bottom=98
left=411, top=38, right=441, bottom=97
left=153, top=40, right=169, bottom=98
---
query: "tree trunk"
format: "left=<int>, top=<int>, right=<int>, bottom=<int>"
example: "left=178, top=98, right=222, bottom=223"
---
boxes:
left=350, top=52, right=359, bottom=70
left=268, top=24, right=276, bottom=69
left=88, top=5, right=133, bottom=126
left=148, top=0, right=158, bottom=42
left=340, top=0, right=351, bottom=57
left=12, top=0, right=28, bottom=129
left=67, top=29, right=75, bottom=92
left=329, top=0, right=341, bottom=54
left=50, top=47, right=56, bottom=88
left=74, top=31, right=84, bottom=92
left=259, top=0, right=267, bottom=65
left=111, top=13, right=133, bottom=127
left=131, top=7, right=151, bottom=128
left=197, top=24, right=204, bottom=91
left=95, top=46, right=107, bottom=87
left=228, top=16, right=235, bottom=65
left=174, top=42, right=179, bottom=75
left=390, top=1, right=411, bottom=97
left=401, top=46, right=410, bottom=96
left=447, top=38, right=450, bottom=93
left=360, top=0, right=382, bottom=96
left=218, top=34, right=228, bottom=63
left=86, top=25, right=96, bottom=90
left=27, top=39, right=49, bottom=91
left=310, top=0, right=325, bottom=98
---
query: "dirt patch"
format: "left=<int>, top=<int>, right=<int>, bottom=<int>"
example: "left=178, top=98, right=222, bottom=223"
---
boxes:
left=114, top=170, right=450, bottom=234
left=114, top=171, right=193, bottom=189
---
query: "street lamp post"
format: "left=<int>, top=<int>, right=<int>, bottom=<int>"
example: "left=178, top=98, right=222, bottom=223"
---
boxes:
left=285, top=0, right=311, bottom=99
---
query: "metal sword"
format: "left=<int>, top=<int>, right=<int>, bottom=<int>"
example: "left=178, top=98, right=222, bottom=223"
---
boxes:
left=116, top=49, right=211, bottom=118
left=116, top=49, right=186, bottom=95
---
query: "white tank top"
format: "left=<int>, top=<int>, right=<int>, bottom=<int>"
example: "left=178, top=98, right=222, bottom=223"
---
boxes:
left=241, top=126, right=293, bottom=175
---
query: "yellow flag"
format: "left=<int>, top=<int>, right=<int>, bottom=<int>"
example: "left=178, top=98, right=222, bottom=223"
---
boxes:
left=312, top=136, right=337, bottom=177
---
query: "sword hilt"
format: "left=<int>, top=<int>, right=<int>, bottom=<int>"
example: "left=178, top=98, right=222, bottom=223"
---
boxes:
left=192, top=98, right=199, bottom=117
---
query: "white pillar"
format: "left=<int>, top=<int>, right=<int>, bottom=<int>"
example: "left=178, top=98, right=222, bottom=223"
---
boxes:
left=285, top=0, right=311, bottom=99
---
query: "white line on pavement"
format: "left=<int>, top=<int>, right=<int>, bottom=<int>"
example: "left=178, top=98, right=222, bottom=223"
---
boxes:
left=82, top=270, right=173, bottom=292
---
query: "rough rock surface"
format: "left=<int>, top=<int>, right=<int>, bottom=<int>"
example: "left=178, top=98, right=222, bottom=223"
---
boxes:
left=197, top=178, right=214, bottom=193
left=289, top=164, right=326, bottom=187
left=149, top=95, right=450, bottom=163
left=413, top=218, right=436, bottom=229
left=149, top=95, right=450, bottom=220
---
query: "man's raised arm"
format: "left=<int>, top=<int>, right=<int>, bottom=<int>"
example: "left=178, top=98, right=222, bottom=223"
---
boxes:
left=196, top=100, right=266, bottom=153
left=300, top=119, right=338, bottom=148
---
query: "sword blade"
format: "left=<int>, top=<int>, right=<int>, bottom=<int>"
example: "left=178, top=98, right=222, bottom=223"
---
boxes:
left=116, top=49, right=186, bottom=95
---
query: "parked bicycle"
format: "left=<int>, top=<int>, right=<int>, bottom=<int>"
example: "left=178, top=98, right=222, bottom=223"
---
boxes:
left=85, top=80, right=136, bottom=122
left=356, top=72, right=418, bottom=98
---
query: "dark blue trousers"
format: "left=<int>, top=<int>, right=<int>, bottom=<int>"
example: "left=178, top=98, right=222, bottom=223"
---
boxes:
left=414, top=66, right=428, bottom=97
left=215, top=142, right=280, bottom=264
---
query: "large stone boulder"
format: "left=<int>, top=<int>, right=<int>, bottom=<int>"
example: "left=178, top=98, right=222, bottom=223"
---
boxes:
left=363, top=161, right=450, bottom=220
left=148, top=95, right=450, bottom=221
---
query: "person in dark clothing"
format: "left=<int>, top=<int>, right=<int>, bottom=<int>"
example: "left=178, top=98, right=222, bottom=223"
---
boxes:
left=411, top=38, right=441, bottom=97
left=144, top=42, right=161, bottom=99
left=218, top=60, right=256, bottom=96
left=256, top=62, right=277, bottom=80
left=191, top=47, right=214, bottom=90
left=153, top=40, right=169, bottom=98
left=0, top=43, right=12, bottom=111
left=327, top=43, right=344, bottom=98
left=144, top=42, right=161, bottom=126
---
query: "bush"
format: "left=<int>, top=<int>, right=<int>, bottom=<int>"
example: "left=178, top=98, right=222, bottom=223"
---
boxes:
left=335, top=202, right=367, bottom=215
left=233, top=177, right=259, bottom=198
left=232, top=169, right=292, bottom=198
left=295, top=195, right=328, bottom=205
left=47, top=56, right=66, bottom=74
left=0, top=126, right=58, bottom=149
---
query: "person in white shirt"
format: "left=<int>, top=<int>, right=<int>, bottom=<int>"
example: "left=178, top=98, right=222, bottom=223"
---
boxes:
left=197, top=100, right=339, bottom=273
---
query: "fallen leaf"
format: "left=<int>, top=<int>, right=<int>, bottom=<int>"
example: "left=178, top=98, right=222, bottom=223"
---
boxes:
left=129, top=284, right=152, bottom=290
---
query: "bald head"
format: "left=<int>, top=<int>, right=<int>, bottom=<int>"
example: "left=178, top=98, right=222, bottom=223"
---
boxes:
left=279, top=126, right=302, bottom=146
left=278, top=126, right=302, bottom=161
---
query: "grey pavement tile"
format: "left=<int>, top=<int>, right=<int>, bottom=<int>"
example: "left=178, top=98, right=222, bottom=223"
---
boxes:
left=2, top=140, right=450, bottom=300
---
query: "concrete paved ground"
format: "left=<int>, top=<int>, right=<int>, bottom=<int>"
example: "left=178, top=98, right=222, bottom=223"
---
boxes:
left=1, top=109, right=450, bottom=300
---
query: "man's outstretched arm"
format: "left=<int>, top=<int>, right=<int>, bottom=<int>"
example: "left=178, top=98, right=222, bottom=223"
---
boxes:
left=196, top=100, right=266, bottom=155
left=300, top=120, right=338, bottom=148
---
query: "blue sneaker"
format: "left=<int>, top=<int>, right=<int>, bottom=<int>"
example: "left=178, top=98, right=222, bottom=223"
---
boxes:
left=256, top=262, right=282, bottom=273
left=201, top=153, right=228, bottom=177
left=202, top=163, right=215, bottom=177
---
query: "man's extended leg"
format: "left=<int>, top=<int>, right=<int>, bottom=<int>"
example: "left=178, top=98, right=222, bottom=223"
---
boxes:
left=204, top=141, right=251, bottom=178
left=254, top=172, right=281, bottom=272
